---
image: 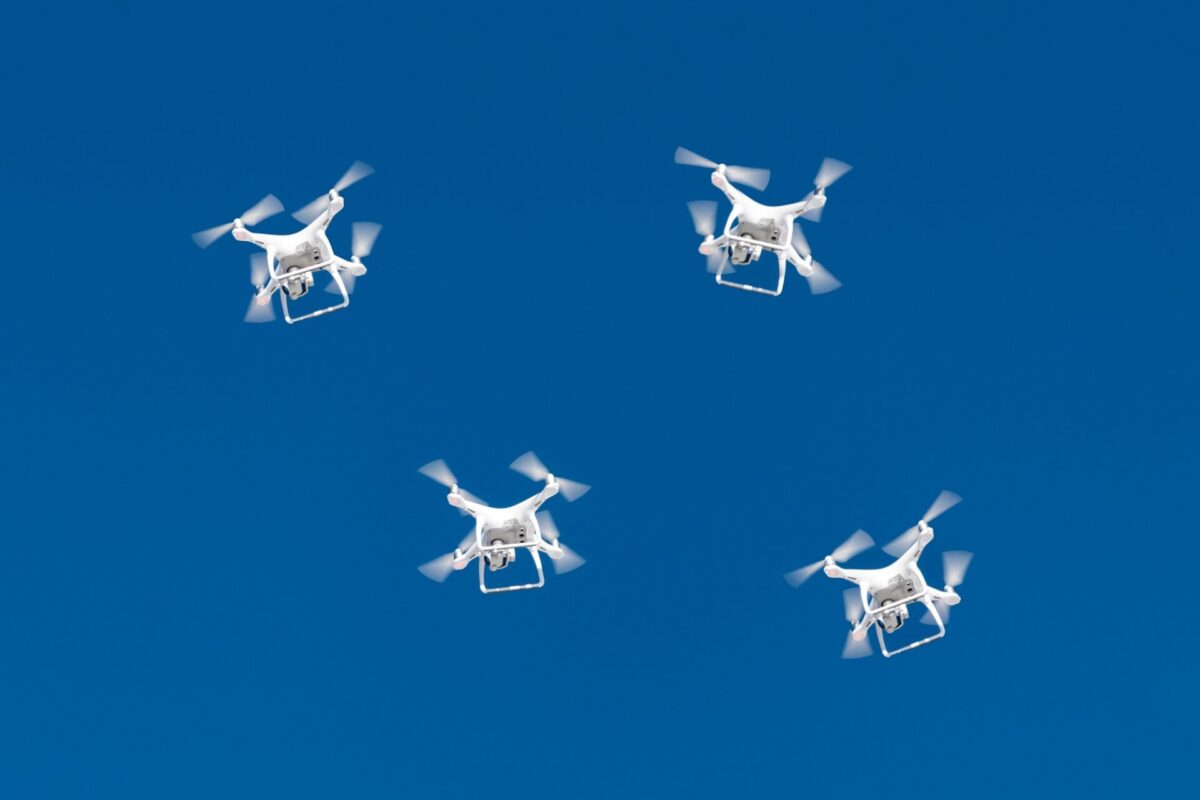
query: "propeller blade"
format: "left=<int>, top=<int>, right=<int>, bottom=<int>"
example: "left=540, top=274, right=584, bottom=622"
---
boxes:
left=557, top=477, right=591, bottom=502
left=799, top=202, right=824, bottom=223
left=418, top=553, right=456, bottom=582
left=921, top=600, right=951, bottom=626
left=249, top=253, right=270, bottom=287
left=791, top=223, right=811, bottom=258
left=191, top=221, right=234, bottom=249
left=832, top=529, right=874, bottom=563
left=418, top=459, right=457, bottom=489
left=842, top=630, right=873, bottom=659
left=844, top=587, right=866, bottom=624
left=459, top=528, right=479, bottom=550
left=510, top=452, right=549, bottom=482
left=805, top=260, right=842, bottom=295
left=325, top=270, right=357, bottom=295
left=883, top=526, right=919, bottom=557
left=554, top=543, right=586, bottom=574
left=943, top=550, right=974, bottom=588
left=923, top=490, right=962, bottom=523
left=784, top=560, right=824, bottom=588
left=537, top=510, right=560, bottom=542
left=725, top=165, right=771, bottom=191
left=674, top=147, right=718, bottom=169
left=687, top=200, right=717, bottom=237
left=459, top=488, right=487, bottom=507
left=332, top=161, right=375, bottom=193
left=352, top=221, right=382, bottom=258
left=243, top=295, right=274, bottom=323
left=241, top=194, right=284, bottom=226
left=706, top=248, right=731, bottom=274
left=814, top=158, right=852, bottom=190
left=291, top=195, right=330, bottom=225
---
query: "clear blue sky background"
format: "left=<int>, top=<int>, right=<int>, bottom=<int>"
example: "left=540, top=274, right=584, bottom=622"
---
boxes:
left=2, top=2, right=1195, bottom=797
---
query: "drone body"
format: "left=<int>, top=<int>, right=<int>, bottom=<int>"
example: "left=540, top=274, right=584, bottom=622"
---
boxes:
left=786, top=491, right=974, bottom=658
left=192, top=162, right=381, bottom=324
left=677, top=147, right=851, bottom=297
left=417, top=453, right=590, bottom=594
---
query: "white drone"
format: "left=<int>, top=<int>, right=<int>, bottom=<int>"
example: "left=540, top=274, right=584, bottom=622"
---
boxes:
left=785, top=491, right=974, bottom=658
left=676, top=147, right=851, bottom=297
left=192, top=162, right=382, bottom=324
left=417, top=452, right=591, bottom=593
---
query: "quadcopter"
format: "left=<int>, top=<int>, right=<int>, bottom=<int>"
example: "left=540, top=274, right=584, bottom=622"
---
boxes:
left=416, top=453, right=590, bottom=593
left=191, top=162, right=382, bottom=324
left=785, top=491, right=974, bottom=658
left=676, top=147, right=851, bottom=297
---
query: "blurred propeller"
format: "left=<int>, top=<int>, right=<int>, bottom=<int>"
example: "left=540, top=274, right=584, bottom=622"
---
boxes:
left=841, top=588, right=873, bottom=658
left=352, top=221, right=382, bottom=258
left=243, top=254, right=274, bottom=323
left=798, top=158, right=853, bottom=222
left=883, top=491, right=963, bottom=557
left=418, top=529, right=478, bottom=582
left=418, top=459, right=486, bottom=509
left=784, top=529, right=874, bottom=587
left=790, top=223, right=841, bottom=295
left=192, top=194, right=284, bottom=248
left=674, top=147, right=770, bottom=191
left=687, top=200, right=717, bottom=237
left=814, top=157, right=853, bottom=191
left=292, top=161, right=375, bottom=224
left=921, top=551, right=973, bottom=626
left=510, top=452, right=591, bottom=501
left=537, top=510, right=586, bottom=574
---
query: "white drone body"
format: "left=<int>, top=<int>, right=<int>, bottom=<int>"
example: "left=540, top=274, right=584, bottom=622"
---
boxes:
left=417, top=453, right=590, bottom=594
left=786, top=491, right=975, bottom=659
left=676, top=147, right=851, bottom=297
left=192, top=162, right=381, bottom=324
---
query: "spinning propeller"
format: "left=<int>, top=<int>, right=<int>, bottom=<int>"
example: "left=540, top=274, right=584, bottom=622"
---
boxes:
left=244, top=254, right=275, bottom=323
left=882, top=490, right=962, bottom=557
left=192, top=194, right=284, bottom=248
left=784, top=529, right=874, bottom=588
left=418, top=459, right=488, bottom=510
left=790, top=223, right=841, bottom=295
left=536, top=510, right=586, bottom=574
left=842, top=588, right=873, bottom=659
left=798, top=158, right=853, bottom=222
left=922, top=550, right=974, bottom=626
left=675, top=147, right=771, bottom=191
left=292, top=161, right=375, bottom=225
left=418, top=528, right=479, bottom=583
left=510, top=452, right=591, bottom=501
left=325, top=221, right=382, bottom=296
left=687, top=200, right=734, bottom=274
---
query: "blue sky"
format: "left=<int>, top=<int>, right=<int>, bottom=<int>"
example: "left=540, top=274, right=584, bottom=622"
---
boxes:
left=1, top=2, right=1196, bottom=797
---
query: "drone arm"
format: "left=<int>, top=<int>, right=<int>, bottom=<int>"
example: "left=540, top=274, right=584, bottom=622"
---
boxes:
left=447, top=492, right=482, bottom=517
left=453, top=537, right=481, bottom=570
left=782, top=193, right=827, bottom=217
left=333, top=255, right=367, bottom=276
left=899, top=523, right=935, bottom=565
left=711, top=172, right=750, bottom=208
left=317, top=194, right=346, bottom=231
left=233, top=229, right=283, bottom=249
left=528, top=480, right=560, bottom=510
left=772, top=250, right=788, bottom=294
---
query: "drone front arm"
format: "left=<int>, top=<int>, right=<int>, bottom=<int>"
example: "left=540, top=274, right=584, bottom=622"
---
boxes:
left=527, top=480, right=560, bottom=511
left=711, top=172, right=750, bottom=209
left=317, top=194, right=346, bottom=231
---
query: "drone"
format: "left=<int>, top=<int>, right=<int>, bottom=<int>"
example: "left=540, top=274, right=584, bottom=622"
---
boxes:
left=416, top=452, right=591, bottom=593
left=191, top=162, right=382, bottom=324
left=785, top=491, right=974, bottom=658
left=676, top=147, right=851, bottom=297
